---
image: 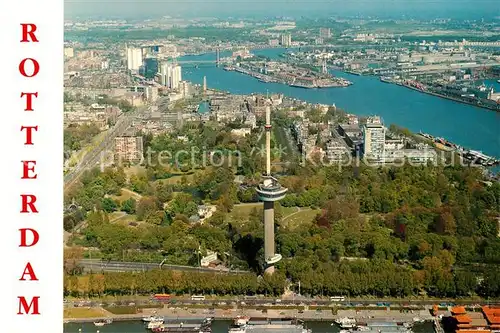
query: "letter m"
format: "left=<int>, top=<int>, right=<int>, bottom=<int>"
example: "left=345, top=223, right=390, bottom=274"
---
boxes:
left=17, top=296, right=40, bottom=315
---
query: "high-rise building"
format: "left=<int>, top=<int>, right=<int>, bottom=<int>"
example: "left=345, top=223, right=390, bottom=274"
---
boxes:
left=64, top=47, right=74, bottom=58
left=159, top=62, right=182, bottom=89
left=114, top=136, right=144, bottom=164
left=319, top=27, right=331, bottom=38
left=280, top=34, right=292, bottom=47
left=362, top=116, right=386, bottom=162
left=126, top=47, right=143, bottom=71
left=255, top=105, right=288, bottom=275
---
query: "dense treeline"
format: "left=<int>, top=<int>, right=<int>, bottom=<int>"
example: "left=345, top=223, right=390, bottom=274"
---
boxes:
left=63, top=264, right=500, bottom=298
left=64, top=270, right=286, bottom=297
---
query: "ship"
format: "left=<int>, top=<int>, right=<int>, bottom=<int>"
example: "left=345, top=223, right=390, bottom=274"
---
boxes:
left=228, top=316, right=312, bottom=333
left=335, top=317, right=357, bottom=329
left=93, top=319, right=112, bottom=327
left=144, top=315, right=165, bottom=322
left=151, top=318, right=212, bottom=333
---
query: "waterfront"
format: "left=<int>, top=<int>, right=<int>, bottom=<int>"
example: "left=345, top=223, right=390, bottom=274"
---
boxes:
left=181, top=49, right=500, bottom=159
left=64, top=320, right=433, bottom=333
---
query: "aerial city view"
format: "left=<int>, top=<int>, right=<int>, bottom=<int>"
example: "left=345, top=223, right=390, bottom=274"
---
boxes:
left=62, top=0, right=500, bottom=332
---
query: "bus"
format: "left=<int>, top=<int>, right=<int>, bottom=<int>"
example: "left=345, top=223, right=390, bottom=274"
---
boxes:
left=153, top=294, right=171, bottom=301
left=191, top=295, right=205, bottom=301
left=330, top=296, right=345, bottom=302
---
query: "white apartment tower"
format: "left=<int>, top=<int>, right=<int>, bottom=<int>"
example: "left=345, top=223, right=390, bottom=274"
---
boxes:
left=126, top=47, right=143, bottom=71
left=159, top=62, right=182, bottom=89
left=362, top=116, right=386, bottom=162
left=280, top=34, right=292, bottom=47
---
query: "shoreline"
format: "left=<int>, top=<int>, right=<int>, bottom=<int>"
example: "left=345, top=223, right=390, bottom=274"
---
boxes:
left=399, top=82, right=500, bottom=112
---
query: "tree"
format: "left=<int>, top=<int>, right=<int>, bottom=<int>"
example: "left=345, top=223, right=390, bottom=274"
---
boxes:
left=101, top=198, right=118, bottom=213
left=121, top=198, right=137, bottom=214
left=136, top=196, right=161, bottom=221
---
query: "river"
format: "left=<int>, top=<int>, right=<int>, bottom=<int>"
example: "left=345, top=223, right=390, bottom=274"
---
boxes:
left=180, top=48, right=500, bottom=159
left=64, top=320, right=433, bottom=333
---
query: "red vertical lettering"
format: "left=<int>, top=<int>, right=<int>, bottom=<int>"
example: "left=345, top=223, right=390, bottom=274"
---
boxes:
left=20, top=194, right=38, bottom=213
left=19, top=58, right=40, bottom=78
left=19, top=262, right=38, bottom=281
left=20, top=126, right=38, bottom=145
left=20, top=23, right=39, bottom=42
left=20, top=92, right=38, bottom=111
left=19, top=228, right=39, bottom=247
left=21, top=161, right=37, bottom=179
left=17, top=297, right=40, bottom=315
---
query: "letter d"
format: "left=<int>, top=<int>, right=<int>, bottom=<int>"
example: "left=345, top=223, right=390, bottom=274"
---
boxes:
left=19, top=228, right=39, bottom=247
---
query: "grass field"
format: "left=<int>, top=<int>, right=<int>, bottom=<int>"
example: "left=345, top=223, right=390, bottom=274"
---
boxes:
left=111, top=188, right=142, bottom=202
left=64, top=307, right=110, bottom=319
left=228, top=204, right=318, bottom=229
left=281, top=208, right=321, bottom=229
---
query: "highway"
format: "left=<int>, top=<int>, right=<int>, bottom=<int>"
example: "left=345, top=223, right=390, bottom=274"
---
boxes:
left=79, top=259, right=249, bottom=274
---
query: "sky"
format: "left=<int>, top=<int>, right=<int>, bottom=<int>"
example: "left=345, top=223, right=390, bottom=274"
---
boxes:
left=64, top=0, right=500, bottom=20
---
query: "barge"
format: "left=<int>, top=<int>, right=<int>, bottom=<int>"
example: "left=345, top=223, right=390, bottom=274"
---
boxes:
left=149, top=317, right=212, bottom=333
left=228, top=316, right=311, bottom=333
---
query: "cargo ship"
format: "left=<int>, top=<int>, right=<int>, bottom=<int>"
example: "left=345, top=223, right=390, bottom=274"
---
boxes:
left=228, top=316, right=311, bottom=333
left=150, top=317, right=212, bottom=333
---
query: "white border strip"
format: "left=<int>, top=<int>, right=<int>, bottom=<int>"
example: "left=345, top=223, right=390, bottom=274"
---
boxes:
left=0, top=1, right=63, bottom=332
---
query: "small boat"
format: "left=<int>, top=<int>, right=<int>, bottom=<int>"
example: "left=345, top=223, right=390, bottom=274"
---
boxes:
left=143, top=315, right=164, bottom=322
left=147, top=320, right=164, bottom=329
left=335, top=317, right=357, bottom=329
left=93, top=319, right=107, bottom=327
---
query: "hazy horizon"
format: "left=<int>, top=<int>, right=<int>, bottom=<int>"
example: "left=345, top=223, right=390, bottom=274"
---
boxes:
left=65, top=0, right=500, bottom=20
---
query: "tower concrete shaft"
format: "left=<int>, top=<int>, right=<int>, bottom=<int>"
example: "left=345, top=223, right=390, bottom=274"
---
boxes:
left=265, top=105, right=271, bottom=176
left=264, top=201, right=275, bottom=275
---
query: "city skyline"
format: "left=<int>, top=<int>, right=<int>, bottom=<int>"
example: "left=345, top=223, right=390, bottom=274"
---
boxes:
left=64, top=0, right=500, bottom=20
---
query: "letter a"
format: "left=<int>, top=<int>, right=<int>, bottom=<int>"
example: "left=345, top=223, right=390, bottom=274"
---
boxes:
left=20, top=262, right=39, bottom=281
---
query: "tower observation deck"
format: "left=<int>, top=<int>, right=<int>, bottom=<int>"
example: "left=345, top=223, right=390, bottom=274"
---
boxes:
left=256, top=105, right=288, bottom=274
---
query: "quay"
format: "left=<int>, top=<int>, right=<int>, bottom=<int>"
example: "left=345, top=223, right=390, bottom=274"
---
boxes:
left=399, top=81, right=500, bottom=112
left=65, top=307, right=434, bottom=324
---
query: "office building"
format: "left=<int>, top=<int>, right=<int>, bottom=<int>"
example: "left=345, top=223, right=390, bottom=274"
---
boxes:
left=320, top=27, right=331, bottom=38
left=114, top=136, right=144, bottom=164
left=126, top=47, right=143, bottom=71
left=159, top=62, right=182, bottom=89
left=362, top=116, right=386, bottom=162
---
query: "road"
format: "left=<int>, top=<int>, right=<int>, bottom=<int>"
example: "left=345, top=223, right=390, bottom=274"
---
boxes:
left=79, top=259, right=249, bottom=274
left=65, top=295, right=499, bottom=309
left=64, top=106, right=148, bottom=189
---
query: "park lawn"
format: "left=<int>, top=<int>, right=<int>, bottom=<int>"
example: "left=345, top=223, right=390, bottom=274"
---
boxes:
left=228, top=203, right=262, bottom=222
left=111, top=188, right=142, bottom=202
left=280, top=206, right=298, bottom=217
left=282, top=208, right=321, bottom=229
left=64, top=307, right=110, bottom=319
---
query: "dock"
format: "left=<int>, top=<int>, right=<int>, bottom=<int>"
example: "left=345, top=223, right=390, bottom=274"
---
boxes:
left=434, top=317, right=444, bottom=333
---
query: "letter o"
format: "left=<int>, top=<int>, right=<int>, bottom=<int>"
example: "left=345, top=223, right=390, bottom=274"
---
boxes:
left=19, top=58, right=40, bottom=78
